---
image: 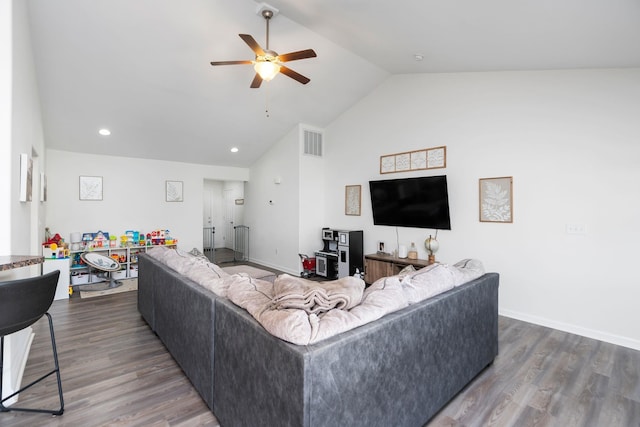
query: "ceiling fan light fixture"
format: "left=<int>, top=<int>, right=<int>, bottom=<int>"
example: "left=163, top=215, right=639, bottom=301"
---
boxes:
left=210, top=4, right=315, bottom=88
left=254, top=60, right=281, bottom=81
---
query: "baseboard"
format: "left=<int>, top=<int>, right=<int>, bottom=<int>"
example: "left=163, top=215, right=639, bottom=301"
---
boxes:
left=499, top=309, right=640, bottom=351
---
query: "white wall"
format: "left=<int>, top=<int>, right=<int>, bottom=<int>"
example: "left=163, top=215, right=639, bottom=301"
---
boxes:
left=11, top=0, right=46, bottom=260
left=321, top=69, right=640, bottom=349
left=298, top=125, right=325, bottom=259
left=46, top=149, right=249, bottom=252
left=1, top=0, right=47, bottom=405
left=1, top=0, right=46, bottom=276
left=0, top=0, right=12, bottom=258
left=0, top=0, right=46, bottom=273
left=245, top=127, right=300, bottom=274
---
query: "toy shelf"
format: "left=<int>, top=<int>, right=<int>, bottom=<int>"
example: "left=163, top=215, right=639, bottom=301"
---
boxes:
left=69, top=244, right=176, bottom=285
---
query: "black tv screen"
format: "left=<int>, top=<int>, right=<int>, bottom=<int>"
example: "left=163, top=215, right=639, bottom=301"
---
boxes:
left=369, top=175, right=451, bottom=229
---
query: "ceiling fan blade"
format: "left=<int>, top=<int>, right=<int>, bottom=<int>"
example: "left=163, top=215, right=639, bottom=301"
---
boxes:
left=250, top=73, right=263, bottom=88
left=279, top=65, right=311, bottom=85
left=278, top=49, right=317, bottom=63
left=210, top=60, right=253, bottom=66
left=239, top=34, right=265, bottom=56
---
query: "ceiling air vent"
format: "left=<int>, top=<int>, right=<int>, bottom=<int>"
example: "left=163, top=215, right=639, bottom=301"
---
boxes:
left=303, top=129, right=323, bottom=157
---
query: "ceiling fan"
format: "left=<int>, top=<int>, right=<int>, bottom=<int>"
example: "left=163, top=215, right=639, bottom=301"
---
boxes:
left=210, top=8, right=317, bottom=88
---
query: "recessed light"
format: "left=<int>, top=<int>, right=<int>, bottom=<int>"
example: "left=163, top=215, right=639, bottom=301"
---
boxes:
left=230, top=147, right=239, bottom=153
left=98, top=128, right=111, bottom=136
left=414, top=54, right=424, bottom=61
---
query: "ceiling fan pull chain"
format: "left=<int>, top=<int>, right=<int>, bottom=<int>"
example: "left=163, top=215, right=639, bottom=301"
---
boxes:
left=265, top=84, right=270, bottom=117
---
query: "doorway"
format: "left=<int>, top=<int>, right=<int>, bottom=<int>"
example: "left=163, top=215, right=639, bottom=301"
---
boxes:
left=202, top=180, right=245, bottom=260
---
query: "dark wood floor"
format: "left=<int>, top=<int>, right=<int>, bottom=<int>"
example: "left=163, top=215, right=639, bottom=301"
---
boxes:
left=2, top=290, right=639, bottom=427
left=209, top=247, right=252, bottom=266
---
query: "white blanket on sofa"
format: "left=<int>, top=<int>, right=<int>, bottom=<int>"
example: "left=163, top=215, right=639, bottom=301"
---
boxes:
left=224, top=273, right=406, bottom=345
left=272, top=274, right=365, bottom=314
left=226, top=259, right=485, bottom=345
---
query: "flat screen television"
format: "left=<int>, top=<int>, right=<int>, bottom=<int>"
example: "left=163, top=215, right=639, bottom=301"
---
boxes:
left=369, top=175, right=451, bottom=229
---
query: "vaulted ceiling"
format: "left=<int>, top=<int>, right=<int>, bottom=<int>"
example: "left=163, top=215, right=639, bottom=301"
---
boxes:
left=26, top=0, right=640, bottom=167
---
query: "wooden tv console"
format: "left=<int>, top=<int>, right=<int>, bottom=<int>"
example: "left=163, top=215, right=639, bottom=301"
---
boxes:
left=364, top=253, right=432, bottom=284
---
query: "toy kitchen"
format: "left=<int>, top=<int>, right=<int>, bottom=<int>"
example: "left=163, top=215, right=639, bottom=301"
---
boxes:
left=315, top=228, right=363, bottom=279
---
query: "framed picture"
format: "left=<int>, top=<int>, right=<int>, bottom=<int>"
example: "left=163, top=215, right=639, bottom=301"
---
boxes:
left=380, top=155, right=395, bottom=174
left=19, top=153, right=33, bottom=202
left=79, top=176, right=103, bottom=201
left=410, top=150, right=427, bottom=170
left=377, top=241, right=386, bottom=254
left=426, top=146, right=446, bottom=169
left=166, top=180, right=183, bottom=202
left=380, top=146, right=447, bottom=174
left=479, top=176, right=513, bottom=223
left=345, top=185, right=361, bottom=216
left=394, top=153, right=411, bottom=172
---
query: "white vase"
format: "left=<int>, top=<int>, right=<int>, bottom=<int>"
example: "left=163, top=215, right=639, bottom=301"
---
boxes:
left=398, top=245, right=408, bottom=258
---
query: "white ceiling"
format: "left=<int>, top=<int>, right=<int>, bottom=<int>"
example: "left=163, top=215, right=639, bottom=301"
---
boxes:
left=26, top=0, right=640, bottom=168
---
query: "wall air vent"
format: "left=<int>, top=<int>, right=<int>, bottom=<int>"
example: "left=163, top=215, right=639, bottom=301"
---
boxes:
left=303, top=129, right=323, bottom=157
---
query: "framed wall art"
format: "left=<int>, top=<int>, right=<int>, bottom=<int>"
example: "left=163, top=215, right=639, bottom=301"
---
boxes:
left=345, top=185, right=361, bottom=216
left=380, top=155, right=395, bottom=174
left=410, top=150, right=427, bottom=170
left=19, top=153, right=33, bottom=202
left=380, top=146, right=447, bottom=174
left=166, top=180, right=184, bottom=202
left=426, top=146, right=446, bottom=169
left=394, top=153, right=411, bottom=172
left=79, top=176, right=103, bottom=201
left=479, top=176, right=513, bottom=223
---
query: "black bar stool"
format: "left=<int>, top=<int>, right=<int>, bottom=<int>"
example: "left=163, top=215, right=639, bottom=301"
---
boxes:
left=0, top=270, right=64, bottom=415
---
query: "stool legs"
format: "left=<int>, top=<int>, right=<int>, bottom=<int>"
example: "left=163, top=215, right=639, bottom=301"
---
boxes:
left=0, top=313, right=64, bottom=415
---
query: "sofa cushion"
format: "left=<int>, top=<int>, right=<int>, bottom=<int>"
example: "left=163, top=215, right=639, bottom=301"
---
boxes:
left=147, top=246, right=230, bottom=296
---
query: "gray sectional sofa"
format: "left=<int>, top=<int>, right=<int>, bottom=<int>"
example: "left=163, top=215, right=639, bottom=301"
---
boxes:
left=138, top=253, right=499, bottom=427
